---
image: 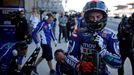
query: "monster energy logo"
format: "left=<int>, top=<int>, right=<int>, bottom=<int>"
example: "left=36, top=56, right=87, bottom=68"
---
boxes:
left=82, top=43, right=97, bottom=49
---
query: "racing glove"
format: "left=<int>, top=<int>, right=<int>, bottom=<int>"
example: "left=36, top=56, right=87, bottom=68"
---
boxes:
left=94, top=35, right=104, bottom=49
left=94, top=35, right=108, bottom=57
left=79, top=61, right=96, bottom=73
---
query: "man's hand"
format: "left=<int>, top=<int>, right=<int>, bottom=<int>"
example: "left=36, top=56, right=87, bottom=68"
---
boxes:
left=54, top=40, right=57, bottom=47
left=76, top=62, right=81, bottom=71
left=24, top=35, right=28, bottom=39
left=36, top=43, right=40, bottom=49
left=94, top=35, right=104, bottom=50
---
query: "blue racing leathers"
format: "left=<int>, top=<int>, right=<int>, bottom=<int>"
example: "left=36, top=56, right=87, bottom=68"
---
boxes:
left=0, top=42, right=25, bottom=75
left=66, top=27, right=122, bottom=75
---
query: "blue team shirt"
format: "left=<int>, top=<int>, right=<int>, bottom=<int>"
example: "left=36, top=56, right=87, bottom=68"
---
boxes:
left=32, top=21, right=56, bottom=45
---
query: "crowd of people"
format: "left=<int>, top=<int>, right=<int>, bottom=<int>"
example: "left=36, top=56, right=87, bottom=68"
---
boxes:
left=0, top=0, right=134, bottom=75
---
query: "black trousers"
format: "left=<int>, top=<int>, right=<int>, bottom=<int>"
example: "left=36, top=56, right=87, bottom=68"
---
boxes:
left=58, top=26, right=67, bottom=42
left=118, top=40, right=134, bottom=75
left=118, top=51, right=134, bottom=75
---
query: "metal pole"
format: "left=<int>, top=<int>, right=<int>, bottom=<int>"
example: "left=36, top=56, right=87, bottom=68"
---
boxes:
left=96, top=52, right=99, bottom=75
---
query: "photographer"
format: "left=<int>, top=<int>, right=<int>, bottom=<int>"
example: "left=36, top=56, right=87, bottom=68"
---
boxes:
left=13, top=10, right=30, bottom=43
left=117, top=13, right=134, bottom=75
left=11, top=10, right=32, bottom=44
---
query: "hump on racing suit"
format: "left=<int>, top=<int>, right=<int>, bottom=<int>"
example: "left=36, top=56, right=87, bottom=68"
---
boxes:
left=99, top=28, right=122, bottom=68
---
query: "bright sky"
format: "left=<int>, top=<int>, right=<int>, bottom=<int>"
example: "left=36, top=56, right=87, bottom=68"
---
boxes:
left=63, top=0, right=133, bottom=12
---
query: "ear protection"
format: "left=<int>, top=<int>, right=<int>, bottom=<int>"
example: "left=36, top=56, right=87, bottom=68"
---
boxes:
left=45, top=15, right=48, bottom=20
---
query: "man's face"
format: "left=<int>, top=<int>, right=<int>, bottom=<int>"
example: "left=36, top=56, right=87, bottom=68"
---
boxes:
left=19, top=48, right=27, bottom=56
left=19, top=11, right=25, bottom=17
left=88, top=11, right=103, bottom=22
left=55, top=52, right=65, bottom=63
left=47, top=16, right=54, bottom=24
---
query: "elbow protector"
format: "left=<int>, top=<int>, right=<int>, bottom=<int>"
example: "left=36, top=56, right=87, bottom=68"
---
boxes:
left=103, top=53, right=122, bottom=68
